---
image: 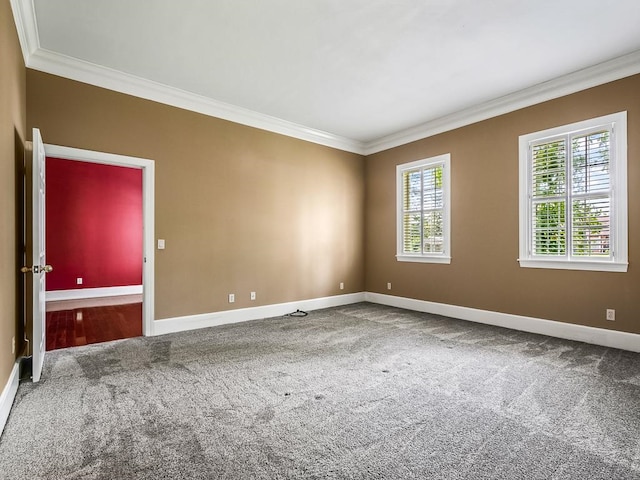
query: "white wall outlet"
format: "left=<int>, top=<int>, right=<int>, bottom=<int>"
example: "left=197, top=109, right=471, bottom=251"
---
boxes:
left=606, top=309, right=615, bottom=321
left=157, top=239, right=165, bottom=249
left=387, top=282, right=392, bottom=290
left=76, top=277, right=83, bottom=285
left=228, top=293, right=235, bottom=303
left=339, top=282, right=344, bottom=290
left=12, top=336, right=15, bottom=355
left=250, top=291, right=256, bottom=301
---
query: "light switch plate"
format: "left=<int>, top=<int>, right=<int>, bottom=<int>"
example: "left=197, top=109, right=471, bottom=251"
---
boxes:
left=158, top=239, right=165, bottom=249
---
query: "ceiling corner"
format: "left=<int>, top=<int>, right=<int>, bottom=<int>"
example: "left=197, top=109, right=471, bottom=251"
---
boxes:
left=13, top=0, right=365, bottom=155
left=363, top=49, right=640, bottom=155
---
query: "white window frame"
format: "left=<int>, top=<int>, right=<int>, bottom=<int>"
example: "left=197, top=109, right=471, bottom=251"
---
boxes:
left=518, top=111, right=628, bottom=272
left=396, top=153, right=451, bottom=264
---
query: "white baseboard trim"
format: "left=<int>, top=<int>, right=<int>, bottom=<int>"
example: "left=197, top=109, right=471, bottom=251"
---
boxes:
left=150, top=290, right=639, bottom=352
left=0, top=362, right=20, bottom=438
left=365, top=292, right=640, bottom=353
left=46, top=285, right=143, bottom=302
left=153, top=292, right=366, bottom=336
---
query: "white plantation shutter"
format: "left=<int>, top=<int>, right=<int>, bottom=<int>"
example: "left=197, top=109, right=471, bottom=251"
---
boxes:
left=531, top=139, right=567, bottom=256
left=570, top=132, right=611, bottom=257
left=402, top=169, right=422, bottom=253
left=519, top=111, right=627, bottom=272
left=397, top=154, right=451, bottom=264
left=421, top=166, right=444, bottom=253
left=529, top=128, right=612, bottom=260
left=572, top=197, right=610, bottom=256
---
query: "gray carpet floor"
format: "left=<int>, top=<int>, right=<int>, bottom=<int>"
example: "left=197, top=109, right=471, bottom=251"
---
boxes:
left=1, top=302, right=639, bottom=479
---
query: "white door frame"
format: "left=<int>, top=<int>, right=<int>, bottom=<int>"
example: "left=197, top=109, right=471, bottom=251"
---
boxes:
left=44, top=144, right=155, bottom=336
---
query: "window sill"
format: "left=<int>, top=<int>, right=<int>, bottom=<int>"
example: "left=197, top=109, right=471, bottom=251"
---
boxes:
left=518, top=259, right=628, bottom=273
left=397, top=254, right=451, bottom=264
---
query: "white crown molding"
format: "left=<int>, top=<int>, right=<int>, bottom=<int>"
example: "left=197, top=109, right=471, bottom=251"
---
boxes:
left=26, top=48, right=366, bottom=154
left=9, top=0, right=39, bottom=64
left=11, top=0, right=640, bottom=156
left=364, top=49, right=640, bottom=155
left=365, top=292, right=640, bottom=353
left=12, top=0, right=363, bottom=154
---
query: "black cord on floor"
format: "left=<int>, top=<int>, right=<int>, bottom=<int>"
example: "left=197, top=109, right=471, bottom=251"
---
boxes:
left=286, top=309, right=308, bottom=317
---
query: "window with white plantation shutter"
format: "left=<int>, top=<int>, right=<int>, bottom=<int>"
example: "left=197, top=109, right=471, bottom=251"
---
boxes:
left=397, top=154, right=451, bottom=264
left=519, top=112, right=628, bottom=272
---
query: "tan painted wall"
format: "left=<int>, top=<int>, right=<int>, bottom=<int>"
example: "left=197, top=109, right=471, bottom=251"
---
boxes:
left=27, top=71, right=365, bottom=320
left=365, top=75, right=640, bottom=335
left=0, top=0, right=27, bottom=387
left=5, top=8, right=637, bottom=388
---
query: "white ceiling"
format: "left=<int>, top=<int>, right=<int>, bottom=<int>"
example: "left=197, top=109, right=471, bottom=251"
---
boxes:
left=12, top=0, right=640, bottom=153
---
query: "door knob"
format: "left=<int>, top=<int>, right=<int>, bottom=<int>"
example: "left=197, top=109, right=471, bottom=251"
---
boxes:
left=20, top=265, right=53, bottom=274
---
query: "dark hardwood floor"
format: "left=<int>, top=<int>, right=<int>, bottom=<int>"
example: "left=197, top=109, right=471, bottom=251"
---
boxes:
left=46, top=302, right=142, bottom=350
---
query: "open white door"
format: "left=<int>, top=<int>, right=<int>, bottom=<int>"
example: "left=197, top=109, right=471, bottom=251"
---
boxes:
left=29, top=128, right=50, bottom=382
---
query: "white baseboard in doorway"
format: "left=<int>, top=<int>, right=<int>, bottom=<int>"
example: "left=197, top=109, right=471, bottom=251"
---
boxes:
left=152, top=292, right=366, bottom=336
left=0, top=362, right=20, bottom=438
left=365, top=292, right=640, bottom=353
left=46, top=285, right=143, bottom=302
left=46, top=294, right=143, bottom=312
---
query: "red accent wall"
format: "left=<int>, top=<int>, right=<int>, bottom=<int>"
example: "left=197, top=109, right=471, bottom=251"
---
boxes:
left=45, top=158, right=143, bottom=291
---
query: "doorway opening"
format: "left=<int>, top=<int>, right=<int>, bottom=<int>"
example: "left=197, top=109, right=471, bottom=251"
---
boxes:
left=45, top=158, right=143, bottom=349
left=43, top=144, right=155, bottom=348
